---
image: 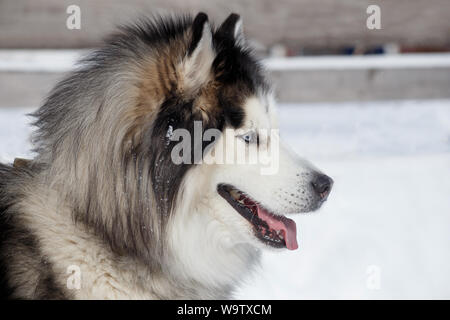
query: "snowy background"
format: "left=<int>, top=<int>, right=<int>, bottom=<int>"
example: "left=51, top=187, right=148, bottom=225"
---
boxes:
left=238, top=100, right=450, bottom=299
left=1, top=0, right=450, bottom=301
left=1, top=99, right=449, bottom=299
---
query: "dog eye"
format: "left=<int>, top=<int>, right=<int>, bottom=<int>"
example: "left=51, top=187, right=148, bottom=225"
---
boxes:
left=239, top=131, right=258, bottom=144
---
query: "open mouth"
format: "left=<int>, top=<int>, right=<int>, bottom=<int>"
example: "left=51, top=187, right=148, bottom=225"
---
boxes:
left=217, top=184, right=298, bottom=250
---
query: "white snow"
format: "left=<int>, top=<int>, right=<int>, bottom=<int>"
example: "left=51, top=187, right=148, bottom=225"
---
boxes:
left=237, top=100, right=450, bottom=299
left=2, top=49, right=450, bottom=72
left=0, top=50, right=85, bottom=72
left=265, top=53, right=450, bottom=70
left=0, top=100, right=449, bottom=299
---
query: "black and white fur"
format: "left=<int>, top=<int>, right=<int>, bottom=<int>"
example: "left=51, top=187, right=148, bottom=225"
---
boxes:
left=0, top=13, right=332, bottom=299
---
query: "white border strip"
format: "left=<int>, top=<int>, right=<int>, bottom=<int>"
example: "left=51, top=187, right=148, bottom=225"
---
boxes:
left=265, top=53, right=450, bottom=70
left=1, top=50, right=450, bottom=72
left=0, top=50, right=86, bottom=72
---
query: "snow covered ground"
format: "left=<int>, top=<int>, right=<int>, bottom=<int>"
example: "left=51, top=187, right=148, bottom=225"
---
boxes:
left=0, top=99, right=449, bottom=299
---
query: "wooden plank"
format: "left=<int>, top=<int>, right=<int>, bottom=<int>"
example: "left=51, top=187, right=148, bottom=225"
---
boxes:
left=1, top=67, right=449, bottom=106
left=0, top=0, right=449, bottom=49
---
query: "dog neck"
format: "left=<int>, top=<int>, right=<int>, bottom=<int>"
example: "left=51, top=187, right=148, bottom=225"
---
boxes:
left=165, top=194, right=261, bottom=298
left=15, top=176, right=258, bottom=299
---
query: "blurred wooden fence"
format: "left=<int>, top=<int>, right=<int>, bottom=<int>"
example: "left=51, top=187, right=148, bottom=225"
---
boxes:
left=1, top=51, right=449, bottom=106
left=0, top=0, right=449, bottom=50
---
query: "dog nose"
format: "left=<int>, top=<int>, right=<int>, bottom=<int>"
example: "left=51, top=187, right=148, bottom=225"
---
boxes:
left=311, top=174, right=333, bottom=200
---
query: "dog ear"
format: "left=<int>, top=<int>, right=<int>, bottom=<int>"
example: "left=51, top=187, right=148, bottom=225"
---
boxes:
left=217, top=13, right=245, bottom=45
left=183, top=12, right=215, bottom=92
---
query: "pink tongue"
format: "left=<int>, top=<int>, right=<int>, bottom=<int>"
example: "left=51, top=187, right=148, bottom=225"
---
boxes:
left=256, top=206, right=298, bottom=250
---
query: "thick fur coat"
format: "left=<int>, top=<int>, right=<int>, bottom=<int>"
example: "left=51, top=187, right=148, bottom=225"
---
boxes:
left=0, top=13, right=332, bottom=299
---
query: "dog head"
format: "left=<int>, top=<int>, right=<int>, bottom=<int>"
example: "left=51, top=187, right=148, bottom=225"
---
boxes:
left=33, top=13, right=333, bottom=280
left=154, top=13, right=334, bottom=252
